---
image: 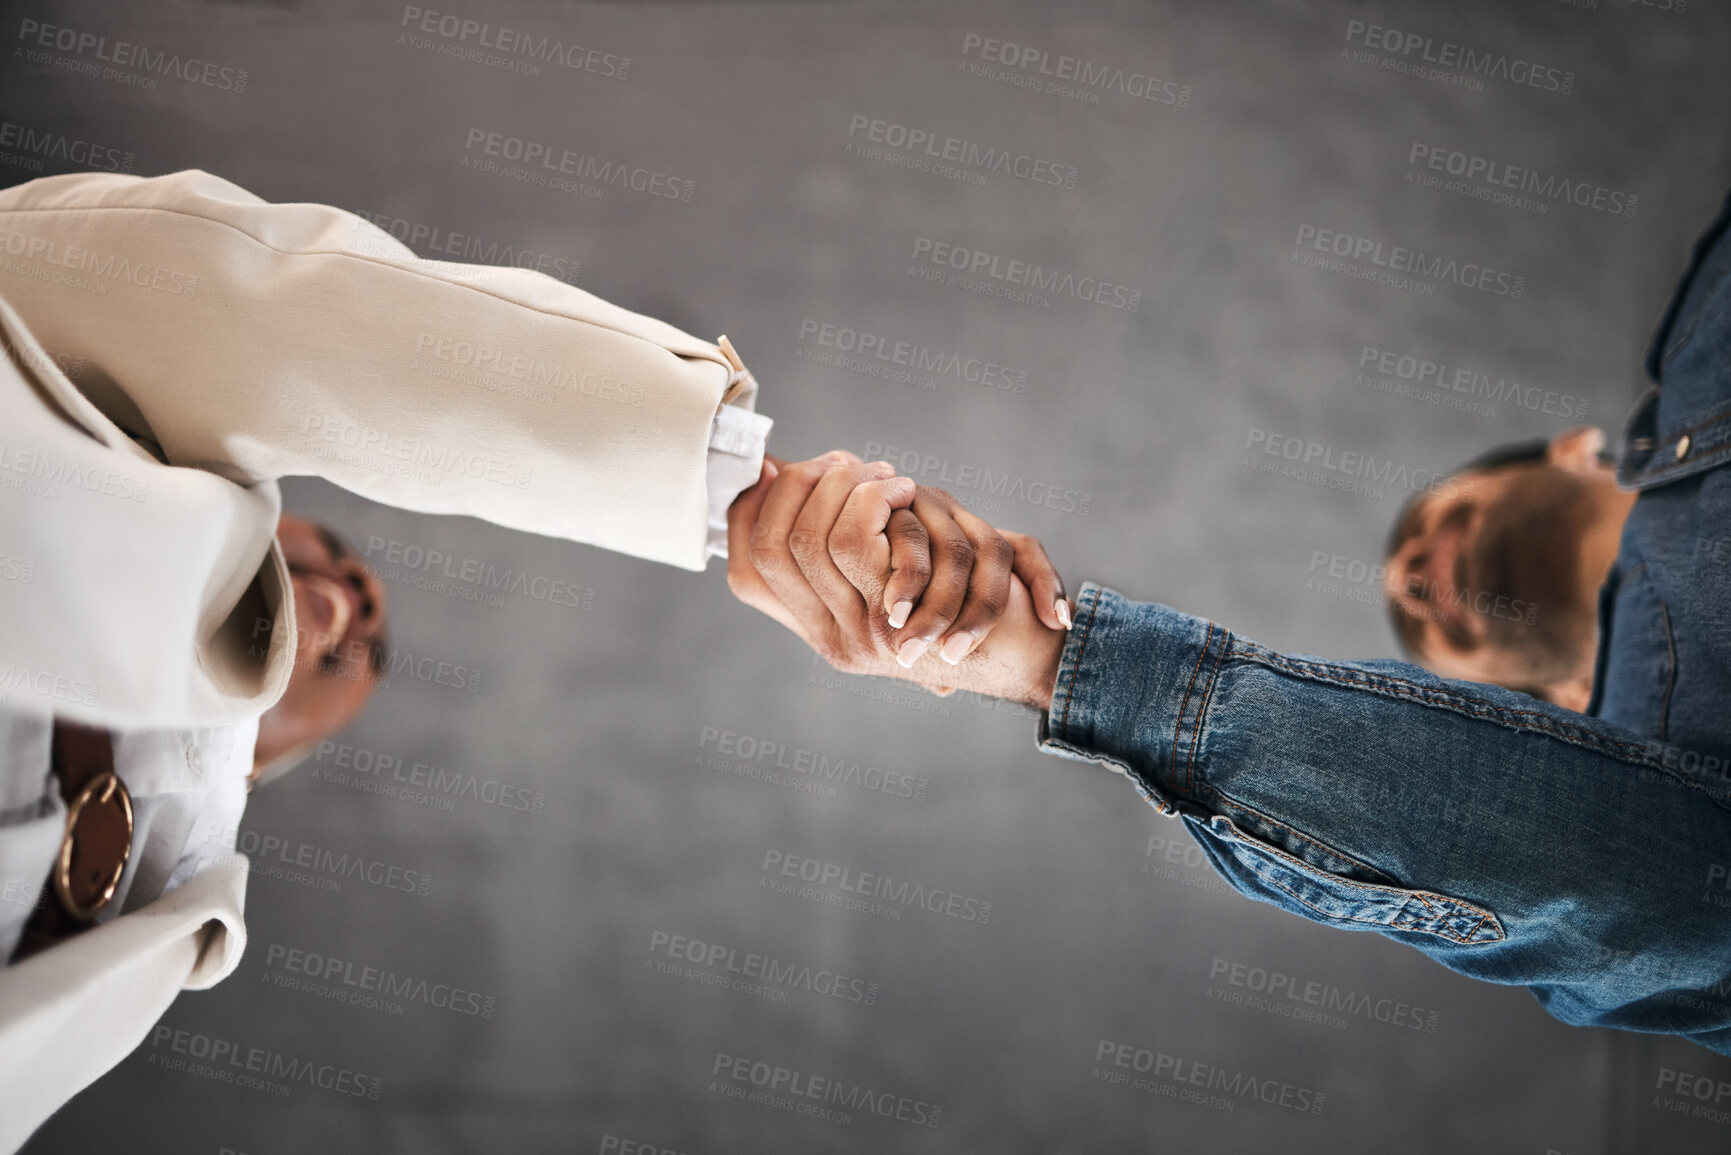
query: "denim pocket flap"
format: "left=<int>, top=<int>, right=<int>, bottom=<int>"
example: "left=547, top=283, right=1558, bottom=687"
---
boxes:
left=1204, top=815, right=1504, bottom=946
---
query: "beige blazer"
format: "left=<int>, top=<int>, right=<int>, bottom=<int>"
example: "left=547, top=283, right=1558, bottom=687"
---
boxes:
left=0, top=170, right=759, bottom=1149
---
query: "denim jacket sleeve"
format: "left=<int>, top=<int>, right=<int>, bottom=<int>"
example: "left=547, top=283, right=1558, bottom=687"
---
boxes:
left=1038, top=584, right=1731, bottom=1050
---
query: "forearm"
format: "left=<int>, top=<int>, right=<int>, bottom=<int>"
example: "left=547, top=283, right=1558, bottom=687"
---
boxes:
left=0, top=170, right=752, bottom=570
left=1038, top=584, right=1730, bottom=963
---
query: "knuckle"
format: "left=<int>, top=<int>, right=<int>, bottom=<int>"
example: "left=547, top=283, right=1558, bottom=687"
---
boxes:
left=747, top=542, right=786, bottom=577
left=828, top=525, right=866, bottom=563
left=818, top=640, right=862, bottom=674
left=978, top=536, right=1014, bottom=570
left=785, top=527, right=825, bottom=564
left=939, top=535, right=975, bottom=569
left=891, top=525, right=930, bottom=553
left=787, top=459, right=828, bottom=484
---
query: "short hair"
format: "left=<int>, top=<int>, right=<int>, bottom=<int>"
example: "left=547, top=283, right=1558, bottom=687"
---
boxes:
left=1383, top=439, right=1550, bottom=658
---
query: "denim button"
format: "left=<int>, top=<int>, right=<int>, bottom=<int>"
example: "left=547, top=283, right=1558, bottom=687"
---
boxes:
left=1676, top=434, right=1691, bottom=460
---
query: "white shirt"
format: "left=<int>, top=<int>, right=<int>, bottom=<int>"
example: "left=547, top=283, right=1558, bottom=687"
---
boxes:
left=0, top=710, right=255, bottom=962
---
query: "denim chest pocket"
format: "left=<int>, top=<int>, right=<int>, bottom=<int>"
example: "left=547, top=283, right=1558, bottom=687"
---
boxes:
left=1596, top=562, right=1678, bottom=741
left=1192, top=812, right=1505, bottom=946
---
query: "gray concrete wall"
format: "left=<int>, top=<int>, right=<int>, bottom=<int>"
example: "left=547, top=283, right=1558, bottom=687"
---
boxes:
left=6, top=0, right=1730, bottom=1151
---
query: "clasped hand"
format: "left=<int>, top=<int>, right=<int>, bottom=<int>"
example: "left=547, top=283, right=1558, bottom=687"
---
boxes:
left=725, top=451, right=1071, bottom=710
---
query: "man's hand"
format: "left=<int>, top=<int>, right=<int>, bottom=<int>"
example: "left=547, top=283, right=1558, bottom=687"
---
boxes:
left=727, top=453, right=1071, bottom=710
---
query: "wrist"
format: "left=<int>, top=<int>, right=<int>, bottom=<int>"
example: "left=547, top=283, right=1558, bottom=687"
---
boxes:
left=1016, top=621, right=1067, bottom=711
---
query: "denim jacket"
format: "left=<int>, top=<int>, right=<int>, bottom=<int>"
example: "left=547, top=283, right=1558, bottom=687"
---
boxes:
left=1040, top=192, right=1731, bottom=1055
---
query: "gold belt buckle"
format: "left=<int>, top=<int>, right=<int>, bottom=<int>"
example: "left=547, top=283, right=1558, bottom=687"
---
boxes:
left=53, top=770, right=134, bottom=921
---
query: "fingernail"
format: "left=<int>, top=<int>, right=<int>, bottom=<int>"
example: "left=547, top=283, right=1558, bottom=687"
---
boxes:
left=1056, top=599, right=1072, bottom=630
left=939, top=632, right=974, bottom=666
left=888, top=599, right=913, bottom=629
left=896, top=636, right=931, bottom=669
left=868, top=460, right=896, bottom=477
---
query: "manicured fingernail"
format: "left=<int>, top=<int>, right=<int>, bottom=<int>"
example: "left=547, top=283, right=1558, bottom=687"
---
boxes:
left=897, top=636, right=931, bottom=668
left=888, top=599, right=914, bottom=629
left=1056, top=599, right=1072, bottom=630
left=939, top=632, right=974, bottom=666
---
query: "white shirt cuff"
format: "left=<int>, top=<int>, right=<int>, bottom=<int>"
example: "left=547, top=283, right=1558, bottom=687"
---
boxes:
left=705, top=403, right=773, bottom=560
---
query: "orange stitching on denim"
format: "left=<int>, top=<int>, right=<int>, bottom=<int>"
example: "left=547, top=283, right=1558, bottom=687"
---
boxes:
left=1188, top=636, right=1228, bottom=796
left=1672, top=406, right=1731, bottom=439
left=1056, top=590, right=1101, bottom=738
left=1658, top=601, right=1677, bottom=742
left=1251, top=651, right=1660, bottom=761
left=1209, top=799, right=1504, bottom=941
left=1250, top=859, right=1499, bottom=945
left=1173, top=622, right=1215, bottom=797
left=1204, top=788, right=1392, bottom=883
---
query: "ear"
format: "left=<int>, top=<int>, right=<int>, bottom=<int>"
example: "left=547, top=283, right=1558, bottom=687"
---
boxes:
left=1546, top=426, right=1607, bottom=474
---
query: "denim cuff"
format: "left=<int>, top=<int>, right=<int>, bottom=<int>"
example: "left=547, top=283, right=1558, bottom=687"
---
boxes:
left=1036, top=583, right=1228, bottom=815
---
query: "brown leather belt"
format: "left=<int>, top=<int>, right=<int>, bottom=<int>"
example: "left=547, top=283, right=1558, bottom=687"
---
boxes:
left=12, top=721, right=132, bottom=962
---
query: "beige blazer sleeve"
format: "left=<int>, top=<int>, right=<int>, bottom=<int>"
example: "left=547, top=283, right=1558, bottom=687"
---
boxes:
left=0, top=854, right=247, bottom=1153
left=0, top=168, right=755, bottom=572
